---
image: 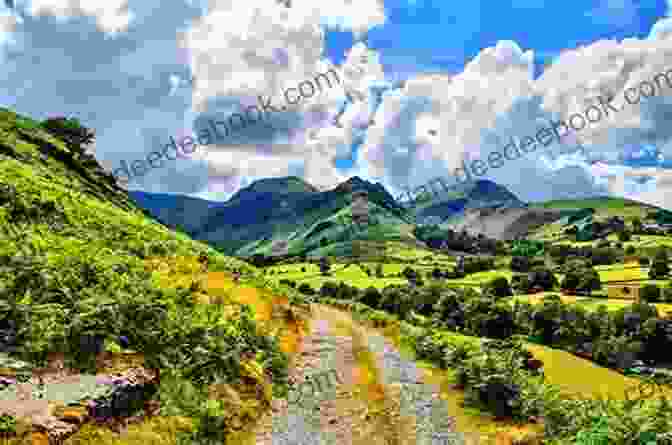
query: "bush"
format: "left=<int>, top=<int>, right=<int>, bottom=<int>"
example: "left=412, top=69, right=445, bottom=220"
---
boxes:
left=297, top=283, right=315, bottom=295
left=484, top=276, right=512, bottom=299
left=528, top=267, right=558, bottom=291
left=413, top=285, right=444, bottom=316
left=402, top=267, right=418, bottom=280
left=649, top=250, right=670, bottom=279
left=318, top=282, right=339, bottom=299
left=625, top=245, right=636, bottom=255
left=561, top=273, right=580, bottom=292
left=453, top=339, right=536, bottom=420
left=463, top=297, right=515, bottom=339
left=360, top=287, right=383, bottom=309
left=511, top=274, right=531, bottom=294
left=640, top=284, right=661, bottom=303
left=662, top=286, right=672, bottom=303
left=432, top=289, right=465, bottom=329
left=379, top=287, right=414, bottom=317
left=618, top=231, right=631, bottom=242
left=319, top=257, right=331, bottom=275
left=510, top=256, right=531, bottom=273
left=562, top=266, right=601, bottom=295
left=279, top=279, right=296, bottom=288
left=591, top=248, right=618, bottom=266
left=375, top=263, right=384, bottom=278
left=639, top=257, right=651, bottom=266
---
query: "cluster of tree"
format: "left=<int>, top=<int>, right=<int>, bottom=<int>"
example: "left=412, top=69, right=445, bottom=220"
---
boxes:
left=509, top=256, right=545, bottom=273
left=413, top=225, right=506, bottom=255
left=248, top=254, right=292, bottom=268
left=399, top=258, right=495, bottom=285
left=546, top=244, right=621, bottom=267
left=515, top=295, right=672, bottom=368
left=649, top=248, right=670, bottom=279
left=639, top=283, right=672, bottom=303
left=631, top=215, right=672, bottom=235
left=319, top=276, right=672, bottom=370
left=40, top=116, right=95, bottom=156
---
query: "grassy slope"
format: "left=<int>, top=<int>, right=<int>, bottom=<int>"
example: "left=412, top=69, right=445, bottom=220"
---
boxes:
left=0, top=108, right=310, bottom=444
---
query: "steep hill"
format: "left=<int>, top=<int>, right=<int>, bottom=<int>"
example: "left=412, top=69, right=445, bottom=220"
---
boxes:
left=134, top=175, right=412, bottom=257
left=0, top=108, right=305, bottom=444
left=411, top=179, right=526, bottom=225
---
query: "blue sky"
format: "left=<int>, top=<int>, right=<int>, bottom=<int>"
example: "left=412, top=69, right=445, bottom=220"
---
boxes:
left=2, top=0, right=672, bottom=209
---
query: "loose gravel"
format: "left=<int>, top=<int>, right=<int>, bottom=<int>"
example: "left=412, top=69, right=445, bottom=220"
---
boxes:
left=365, top=333, right=464, bottom=445
left=252, top=305, right=463, bottom=445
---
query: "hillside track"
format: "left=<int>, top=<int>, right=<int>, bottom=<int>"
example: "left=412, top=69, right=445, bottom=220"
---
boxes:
left=249, top=304, right=460, bottom=445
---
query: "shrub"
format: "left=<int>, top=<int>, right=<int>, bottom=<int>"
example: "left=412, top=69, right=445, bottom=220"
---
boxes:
left=625, top=245, right=636, bottom=255
left=597, top=239, right=611, bottom=248
left=639, top=257, right=650, bottom=266
left=454, top=339, right=535, bottom=420
left=360, top=287, right=383, bottom=309
left=510, top=256, right=531, bottom=273
left=413, top=285, right=444, bottom=316
left=663, top=286, right=672, bottom=303
left=463, top=297, right=515, bottom=339
left=561, top=273, right=580, bottom=292
left=640, top=284, right=661, bottom=303
left=531, top=294, right=566, bottom=345
left=650, top=250, right=670, bottom=279
left=40, top=116, right=95, bottom=155
left=402, top=267, right=418, bottom=280
left=432, top=289, right=465, bottom=329
left=528, top=267, right=558, bottom=291
left=379, top=287, right=414, bottom=318
left=375, top=263, right=384, bottom=278
left=320, top=282, right=340, bottom=299
left=319, top=257, right=331, bottom=275
left=297, top=283, right=314, bottom=295
left=619, top=231, right=632, bottom=242
left=511, top=274, right=531, bottom=294
left=484, top=276, right=512, bottom=299
left=562, top=266, right=601, bottom=295
left=591, top=247, right=618, bottom=266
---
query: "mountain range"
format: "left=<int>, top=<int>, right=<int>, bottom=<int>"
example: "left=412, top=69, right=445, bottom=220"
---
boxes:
left=128, top=176, right=549, bottom=257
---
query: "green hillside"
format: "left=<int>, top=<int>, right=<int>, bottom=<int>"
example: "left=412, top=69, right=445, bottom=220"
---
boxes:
left=0, top=108, right=310, bottom=445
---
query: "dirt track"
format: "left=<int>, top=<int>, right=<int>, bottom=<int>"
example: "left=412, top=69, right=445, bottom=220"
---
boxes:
left=251, top=304, right=460, bottom=445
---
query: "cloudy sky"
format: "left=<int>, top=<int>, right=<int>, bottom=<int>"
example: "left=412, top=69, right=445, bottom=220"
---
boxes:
left=3, top=0, right=672, bottom=209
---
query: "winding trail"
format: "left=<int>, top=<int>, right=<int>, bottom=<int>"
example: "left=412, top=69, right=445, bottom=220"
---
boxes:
left=251, top=304, right=462, bottom=445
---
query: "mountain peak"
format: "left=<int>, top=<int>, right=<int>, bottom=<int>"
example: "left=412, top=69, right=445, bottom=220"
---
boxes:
left=232, top=176, right=319, bottom=199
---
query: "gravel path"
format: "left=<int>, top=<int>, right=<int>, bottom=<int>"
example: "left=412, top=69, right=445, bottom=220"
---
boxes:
left=364, top=333, right=464, bottom=445
left=252, top=305, right=462, bottom=445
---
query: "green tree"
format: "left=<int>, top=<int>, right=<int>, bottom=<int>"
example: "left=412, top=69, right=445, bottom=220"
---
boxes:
left=484, top=276, right=512, bottom=299
left=640, top=284, right=661, bottom=303
left=40, top=116, right=95, bottom=155
left=375, top=263, right=384, bottom=278
left=649, top=248, right=670, bottom=279
left=528, top=267, right=558, bottom=291
left=319, top=257, right=331, bottom=275
left=632, top=217, right=643, bottom=234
